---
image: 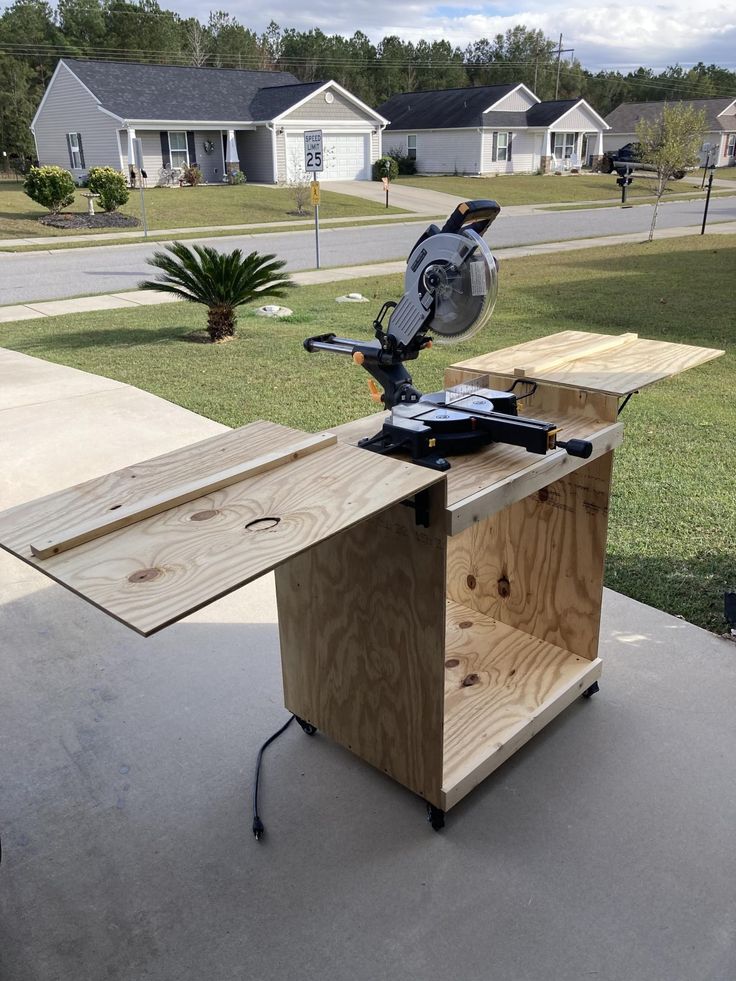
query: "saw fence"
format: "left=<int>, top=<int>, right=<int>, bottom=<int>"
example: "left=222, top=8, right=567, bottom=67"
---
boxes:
left=0, top=330, right=722, bottom=828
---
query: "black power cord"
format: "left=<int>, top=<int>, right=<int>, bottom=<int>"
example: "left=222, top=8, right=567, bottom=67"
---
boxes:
left=252, top=715, right=295, bottom=840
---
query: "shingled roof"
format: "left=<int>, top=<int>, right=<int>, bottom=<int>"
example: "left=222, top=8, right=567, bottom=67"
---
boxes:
left=63, top=58, right=306, bottom=121
left=379, top=87, right=601, bottom=131
left=378, top=85, right=516, bottom=130
left=605, top=98, right=736, bottom=133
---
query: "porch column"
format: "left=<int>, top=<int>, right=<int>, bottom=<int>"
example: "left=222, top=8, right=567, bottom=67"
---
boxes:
left=225, top=129, right=239, bottom=182
left=591, top=129, right=604, bottom=171
left=127, top=126, right=137, bottom=186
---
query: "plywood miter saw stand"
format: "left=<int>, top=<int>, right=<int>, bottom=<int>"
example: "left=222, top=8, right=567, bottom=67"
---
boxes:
left=0, top=201, right=723, bottom=836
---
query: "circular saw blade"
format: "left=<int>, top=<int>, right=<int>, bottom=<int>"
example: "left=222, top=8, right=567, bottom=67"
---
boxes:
left=408, top=228, right=499, bottom=346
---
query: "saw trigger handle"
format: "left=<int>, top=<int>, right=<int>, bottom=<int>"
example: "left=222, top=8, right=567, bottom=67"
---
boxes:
left=558, top=438, right=593, bottom=459
left=441, top=199, right=501, bottom=236
left=367, top=379, right=382, bottom=403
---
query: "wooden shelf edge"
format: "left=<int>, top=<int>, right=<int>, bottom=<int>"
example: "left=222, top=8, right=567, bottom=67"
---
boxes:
left=447, top=421, right=623, bottom=536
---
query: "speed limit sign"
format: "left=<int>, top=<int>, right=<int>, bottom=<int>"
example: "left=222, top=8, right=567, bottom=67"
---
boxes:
left=304, top=130, right=323, bottom=173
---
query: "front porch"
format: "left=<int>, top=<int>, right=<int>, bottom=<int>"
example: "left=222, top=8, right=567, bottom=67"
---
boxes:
left=119, top=126, right=277, bottom=186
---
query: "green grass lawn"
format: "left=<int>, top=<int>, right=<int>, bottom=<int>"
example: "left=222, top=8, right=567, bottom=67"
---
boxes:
left=397, top=172, right=694, bottom=206
left=1, top=234, right=733, bottom=632
left=0, top=181, right=406, bottom=239
left=714, top=166, right=736, bottom=180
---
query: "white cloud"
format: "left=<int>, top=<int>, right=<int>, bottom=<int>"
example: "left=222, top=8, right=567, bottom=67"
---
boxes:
left=179, top=0, right=736, bottom=71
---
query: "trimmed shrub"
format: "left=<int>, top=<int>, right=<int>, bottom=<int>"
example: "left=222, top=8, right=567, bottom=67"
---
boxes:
left=23, top=165, right=76, bottom=214
left=372, top=155, right=399, bottom=182
left=386, top=147, right=417, bottom=175
left=231, top=170, right=247, bottom=184
left=182, top=163, right=203, bottom=186
left=87, top=166, right=129, bottom=212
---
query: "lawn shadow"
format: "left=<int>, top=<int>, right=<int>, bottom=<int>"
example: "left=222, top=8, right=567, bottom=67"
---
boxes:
left=14, top=323, right=195, bottom=351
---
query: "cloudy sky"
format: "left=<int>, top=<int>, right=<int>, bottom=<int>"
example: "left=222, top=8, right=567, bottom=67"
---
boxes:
left=204, top=1, right=735, bottom=71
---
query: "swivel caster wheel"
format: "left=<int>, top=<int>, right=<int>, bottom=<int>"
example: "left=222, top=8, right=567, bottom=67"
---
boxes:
left=426, top=803, right=445, bottom=832
left=582, top=680, right=600, bottom=699
left=295, top=715, right=317, bottom=736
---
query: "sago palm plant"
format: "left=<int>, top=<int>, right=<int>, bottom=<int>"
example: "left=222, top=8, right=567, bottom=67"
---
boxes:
left=138, top=241, right=294, bottom=342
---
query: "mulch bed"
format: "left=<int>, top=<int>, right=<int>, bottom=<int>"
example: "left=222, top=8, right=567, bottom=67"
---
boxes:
left=38, top=212, right=140, bottom=230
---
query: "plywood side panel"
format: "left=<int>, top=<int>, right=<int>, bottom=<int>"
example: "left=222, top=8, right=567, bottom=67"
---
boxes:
left=275, top=482, right=447, bottom=806
left=447, top=452, right=614, bottom=659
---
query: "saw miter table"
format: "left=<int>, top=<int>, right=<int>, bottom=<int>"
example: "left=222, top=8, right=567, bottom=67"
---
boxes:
left=0, top=201, right=723, bottom=835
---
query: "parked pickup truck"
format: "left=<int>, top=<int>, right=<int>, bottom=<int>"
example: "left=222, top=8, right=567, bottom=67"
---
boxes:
left=600, top=142, right=686, bottom=179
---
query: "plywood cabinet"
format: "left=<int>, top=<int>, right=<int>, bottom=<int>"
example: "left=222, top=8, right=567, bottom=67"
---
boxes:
left=0, top=332, right=722, bottom=827
left=320, top=376, right=622, bottom=814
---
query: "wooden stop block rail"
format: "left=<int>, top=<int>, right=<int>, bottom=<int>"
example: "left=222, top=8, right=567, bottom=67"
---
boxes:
left=0, top=331, right=723, bottom=821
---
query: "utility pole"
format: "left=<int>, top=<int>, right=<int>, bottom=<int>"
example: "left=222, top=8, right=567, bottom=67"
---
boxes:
left=554, top=34, right=575, bottom=99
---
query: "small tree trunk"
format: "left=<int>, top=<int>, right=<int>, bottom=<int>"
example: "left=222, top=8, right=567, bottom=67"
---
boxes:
left=207, top=304, right=236, bottom=342
left=648, top=174, right=667, bottom=242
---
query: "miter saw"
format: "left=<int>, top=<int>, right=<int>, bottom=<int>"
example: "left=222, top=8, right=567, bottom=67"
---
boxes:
left=304, top=200, right=592, bottom=471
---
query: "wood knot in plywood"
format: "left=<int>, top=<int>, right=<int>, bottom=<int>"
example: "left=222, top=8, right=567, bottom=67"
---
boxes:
left=445, top=658, right=460, bottom=668
left=458, top=620, right=473, bottom=629
left=466, top=574, right=477, bottom=590
left=128, top=567, right=162, bottom=584
left=190, top=509, right=219, bottom=521
left=461, top=673, right=480, bottom=688
left=497, top=576, right=510, bottom=598
left=537, top=488, right=549, bottom=503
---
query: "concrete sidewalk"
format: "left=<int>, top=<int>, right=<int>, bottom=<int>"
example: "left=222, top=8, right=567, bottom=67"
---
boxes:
left=0, top=349, right=734, bottom=981
left=2, top=219, right=735, bottom=324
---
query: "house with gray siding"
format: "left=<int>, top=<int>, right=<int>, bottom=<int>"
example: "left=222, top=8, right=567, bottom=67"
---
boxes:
left=378, top=83, right=609, bottom=175
left=31, top=59, right=387, bottom=184
left=603, top=98, right=736, bottom=168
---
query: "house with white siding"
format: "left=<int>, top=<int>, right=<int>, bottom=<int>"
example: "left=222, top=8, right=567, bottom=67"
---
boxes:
left=603, top=98, right=736, bottom=168
left=377, top=83, right=609, bottom=175
left=31, top=59, right=387, bottom=185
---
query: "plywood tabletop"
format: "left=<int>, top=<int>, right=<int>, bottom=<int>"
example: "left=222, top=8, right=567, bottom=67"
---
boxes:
left=331, top=409, right=622, bottom=534
left=0, top=421, right=442, bottom=636
left=450, top=330, right=723, bottom=397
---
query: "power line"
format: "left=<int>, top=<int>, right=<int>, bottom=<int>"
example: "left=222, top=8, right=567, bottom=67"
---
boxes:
left=0, top=41, right=734, bottom=98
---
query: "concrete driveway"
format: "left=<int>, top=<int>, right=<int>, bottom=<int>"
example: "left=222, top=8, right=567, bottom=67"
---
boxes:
left=326, top=178, right=461, bottom=214
left=1, top=349, right=735, bottom=981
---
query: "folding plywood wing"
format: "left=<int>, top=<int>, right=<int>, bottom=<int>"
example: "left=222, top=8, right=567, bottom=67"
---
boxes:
left=0, top=420, right=442, bottom=636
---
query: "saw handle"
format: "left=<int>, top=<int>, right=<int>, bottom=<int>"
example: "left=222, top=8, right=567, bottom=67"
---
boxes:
left=441, top=200, right=501, bottom=237
left=557, top=438, right=593, bottom=459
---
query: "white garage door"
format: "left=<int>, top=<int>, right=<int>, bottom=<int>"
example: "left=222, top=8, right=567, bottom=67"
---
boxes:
left=286, top=132, right=371, bottom=182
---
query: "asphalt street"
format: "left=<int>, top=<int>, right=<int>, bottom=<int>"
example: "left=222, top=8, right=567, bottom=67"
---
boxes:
left=1, top=194, right=734, bottom=305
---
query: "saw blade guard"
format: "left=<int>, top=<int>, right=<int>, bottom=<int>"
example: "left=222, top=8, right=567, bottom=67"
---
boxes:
left=406, top=228, right=499, bottom=346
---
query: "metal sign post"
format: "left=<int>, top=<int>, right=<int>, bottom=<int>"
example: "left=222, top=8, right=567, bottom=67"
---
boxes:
left=701, top=168, right=715, bottom=235
left=700, top=143, right=712, bottom=189
left=304, top=130, right=323, bottom=268
left=132, top=138, right=148, bottom=239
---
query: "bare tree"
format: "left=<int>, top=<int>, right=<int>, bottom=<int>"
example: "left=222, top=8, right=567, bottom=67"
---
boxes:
left=184, top=20, right=211, bottom=68
left=637, top=102, right=707, bottom=241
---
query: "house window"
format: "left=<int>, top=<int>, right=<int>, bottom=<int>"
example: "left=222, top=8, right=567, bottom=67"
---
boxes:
left=553, top=132, right=575, bottom=158
left=407, top=135, right=417, bottom=161
left=67, top=132, right=83, bottom=169
left=168, top=131, right=188, bottom=169
left=496, top=131, right=511, bottom=162
left=727, top=134, right=736, bottom=158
